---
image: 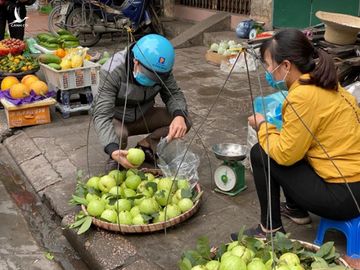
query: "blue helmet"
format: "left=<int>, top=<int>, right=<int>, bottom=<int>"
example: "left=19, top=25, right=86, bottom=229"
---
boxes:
left=132, top=34, right=175, bottom=73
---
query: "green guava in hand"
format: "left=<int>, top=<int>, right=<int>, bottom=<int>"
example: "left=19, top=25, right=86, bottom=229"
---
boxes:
left=126, top=148, right=145, bottom=166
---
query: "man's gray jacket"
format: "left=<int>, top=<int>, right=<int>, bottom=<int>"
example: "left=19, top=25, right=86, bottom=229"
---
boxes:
left=92, top=48, right=189, bottom=156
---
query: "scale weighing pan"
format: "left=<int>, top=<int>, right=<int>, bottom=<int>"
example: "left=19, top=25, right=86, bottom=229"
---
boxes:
left=212, top=143, right=248, bottom=161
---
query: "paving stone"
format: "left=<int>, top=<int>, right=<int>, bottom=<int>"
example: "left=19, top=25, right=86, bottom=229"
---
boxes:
left=4, top=131, right=41, bottom=164
left=42, top=180, right=78, bottom=218
left=53, top=159, right=78, bottom=181
left=20, top=155, right=61, bottom=192
left=33, top=137, right=68, bottom=163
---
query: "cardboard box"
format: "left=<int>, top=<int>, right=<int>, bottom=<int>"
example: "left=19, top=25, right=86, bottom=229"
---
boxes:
left=205, top=51, right=230, bottom=66
left=1, top=98, right=57, bottom=128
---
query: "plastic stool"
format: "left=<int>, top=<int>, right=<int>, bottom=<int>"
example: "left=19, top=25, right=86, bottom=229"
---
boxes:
left=314, top=216, right=360, bottom=258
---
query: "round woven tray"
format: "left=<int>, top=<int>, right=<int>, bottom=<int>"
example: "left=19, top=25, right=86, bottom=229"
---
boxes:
left=0, top=67, right=40, bottom=80
left=210, top=239, right=349, bottom=267
left=82, top=181, right=202, bottom=233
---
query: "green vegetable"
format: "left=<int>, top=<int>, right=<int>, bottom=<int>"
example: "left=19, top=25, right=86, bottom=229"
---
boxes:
left=98, top=57, right=109, bottom=65
left=46, top=36, right=60, bottom=44
left=38, top=54, right=62, bottom=64
left=63, top=41, right=80, bottom=48
left=59, top=35, right=78, bottom=42
left=38, top=41, right=60, bottom=50
left=48, top=63, right=61, bottom=70
left=57, top=29, right=72, bottom=36
left=37, top=33, right=55, bottom=42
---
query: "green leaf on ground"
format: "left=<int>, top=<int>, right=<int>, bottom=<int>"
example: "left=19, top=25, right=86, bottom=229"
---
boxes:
left=45, top=252, right=54, bottom=260
left=77, top=216, right=92, bottom=234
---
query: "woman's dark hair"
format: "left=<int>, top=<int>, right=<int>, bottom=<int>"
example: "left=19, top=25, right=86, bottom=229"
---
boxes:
left=260, top=29, right=338, bottom=91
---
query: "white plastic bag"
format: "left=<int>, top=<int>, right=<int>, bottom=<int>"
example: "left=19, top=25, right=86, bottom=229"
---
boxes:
left=157, top=138, right=200, bottom=188
left=345, top=81, right=360, bottom=105
left=243, top=123, right=258, bottom=172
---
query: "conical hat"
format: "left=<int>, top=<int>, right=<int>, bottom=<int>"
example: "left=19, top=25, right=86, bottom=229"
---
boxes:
left=316, top=11, right=360, bottom=45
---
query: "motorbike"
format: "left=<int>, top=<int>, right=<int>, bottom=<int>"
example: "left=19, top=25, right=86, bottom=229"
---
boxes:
left=48, top=0, right=163, bottom=47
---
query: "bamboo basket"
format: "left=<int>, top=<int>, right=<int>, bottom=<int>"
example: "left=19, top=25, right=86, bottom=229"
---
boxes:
left=210, top=239, right=350, bottom=267
left=82, top=168, right=202, bottom=233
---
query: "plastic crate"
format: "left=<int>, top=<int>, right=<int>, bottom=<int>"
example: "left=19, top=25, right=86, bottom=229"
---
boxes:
left=40, top=60, right=101, bottom=90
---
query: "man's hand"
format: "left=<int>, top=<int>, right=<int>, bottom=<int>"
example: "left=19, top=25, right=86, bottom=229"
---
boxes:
left=248, top=113, right=266, bottom=131
left=167, top=116, right=187, bottom=142
left=111, top=149, right=137, bottom=169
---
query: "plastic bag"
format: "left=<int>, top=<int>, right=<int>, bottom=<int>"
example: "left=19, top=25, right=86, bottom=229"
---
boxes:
left=243, top=123, right=257, bottom=172
left=220, top=52, right=257, bottom=73
left=345, top=81, right=360, bottom=104
left=254, top=91, right=288, bottom=130
left=157, top=138, right=200, bottom=188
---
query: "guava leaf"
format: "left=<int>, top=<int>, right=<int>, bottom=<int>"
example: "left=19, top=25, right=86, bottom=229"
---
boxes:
left=77, top=216, right=92, bottom=234
left=215, top=243, right=226, bottom=260
left=141, top=214, right=152, bottom=222
left=315, top=242, right=334, bottom=258
left=311, top=257, right=329, bottom=269
left=192, top=190, right=203, bottom=202
left=243, top=236, right=264, bottom=251
left=255, top=246, right=271, bottom=263
left=76, top=170, right=83, bottom=181
left=196, top=236, right=211, bottom=259
left=183, top=250, right=208, bottom=266
left=69, top=195, right=88, bottom=206
left=69, top=216, right=87, bottom=229
left=152, top=212, right=159, bottom=218
left=45, top=252, right=54, bottom=260
left=274, top=231, right=293, bottom=251
left=178, top=257, right=192, bottom=270
left=127, top=194, right=145, bottom=200
left=138, top=171, right=146, bottom=180
left=181, top=188, right=193, bottom=199
left=146, top=182, right=158, bottom=193
left=237, top=225, right=246, bottom=243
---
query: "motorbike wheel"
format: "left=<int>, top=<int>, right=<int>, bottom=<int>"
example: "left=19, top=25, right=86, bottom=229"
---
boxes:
left=48, top=5, right=66, bottom=35
left=65, top=8, right=102, bottom=47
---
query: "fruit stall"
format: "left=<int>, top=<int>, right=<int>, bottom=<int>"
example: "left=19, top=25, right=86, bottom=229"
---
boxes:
left=0, top=30, right=111, bottom=126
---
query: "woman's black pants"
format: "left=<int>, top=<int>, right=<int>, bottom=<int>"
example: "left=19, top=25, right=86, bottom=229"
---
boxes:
left=250, top=143, right=360, bottom=229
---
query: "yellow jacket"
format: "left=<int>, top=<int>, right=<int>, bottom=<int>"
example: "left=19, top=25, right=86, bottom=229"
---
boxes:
left=258, top=76, right=360, bottom=183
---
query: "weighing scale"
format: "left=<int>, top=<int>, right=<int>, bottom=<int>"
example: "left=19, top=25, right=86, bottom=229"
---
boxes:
left=212, top=143, right=248, bottom=196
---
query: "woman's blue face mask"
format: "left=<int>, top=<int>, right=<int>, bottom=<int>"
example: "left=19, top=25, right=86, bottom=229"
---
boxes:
left=265, top=63, right=289, bottom=91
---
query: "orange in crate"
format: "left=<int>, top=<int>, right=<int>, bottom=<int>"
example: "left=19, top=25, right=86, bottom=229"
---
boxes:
left=0, top=98, right=57, bottom=128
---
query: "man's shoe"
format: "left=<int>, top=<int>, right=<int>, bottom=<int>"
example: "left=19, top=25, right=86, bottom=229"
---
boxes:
left=136, top=144, right=157, bottom=165
left=230, top=224, right=286, bottom=241
left=280, top=202, right=312, bottom=225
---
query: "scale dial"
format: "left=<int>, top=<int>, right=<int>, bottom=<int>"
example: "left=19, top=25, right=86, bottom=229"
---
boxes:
left=214, top=165, right=237, bottom=191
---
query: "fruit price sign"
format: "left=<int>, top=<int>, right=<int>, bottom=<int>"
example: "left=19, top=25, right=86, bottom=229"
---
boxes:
left=69, top=168, right=202, bottom=234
